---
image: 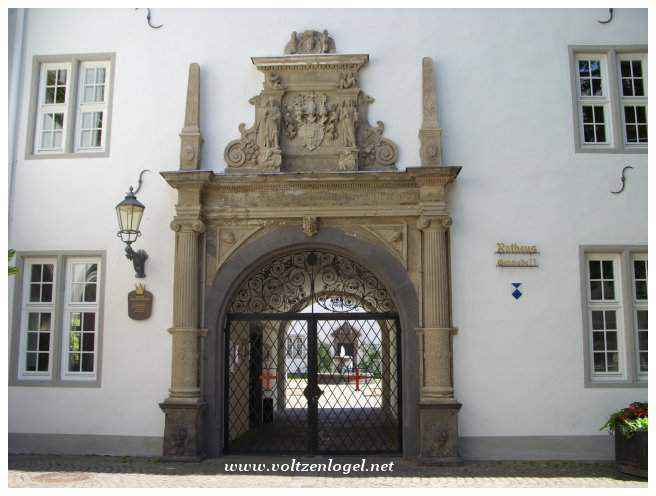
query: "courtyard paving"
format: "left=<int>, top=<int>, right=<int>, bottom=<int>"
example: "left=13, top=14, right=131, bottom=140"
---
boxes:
left=8, top=454, right=647, bottom=488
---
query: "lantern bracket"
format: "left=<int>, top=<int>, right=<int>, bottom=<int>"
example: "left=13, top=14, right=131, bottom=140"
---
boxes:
left=132, top=169, right=151, bottom=195
left=125, top=245, right=149, bottom=279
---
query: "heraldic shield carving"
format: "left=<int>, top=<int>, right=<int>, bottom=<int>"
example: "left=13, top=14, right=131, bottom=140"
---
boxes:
left=224, top=29, right=399, bottom=173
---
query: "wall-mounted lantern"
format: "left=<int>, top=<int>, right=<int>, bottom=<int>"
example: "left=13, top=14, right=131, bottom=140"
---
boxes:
left=116, top=170, right=150, bottom=278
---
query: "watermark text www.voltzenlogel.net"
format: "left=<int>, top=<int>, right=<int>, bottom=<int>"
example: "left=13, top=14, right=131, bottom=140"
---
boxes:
left=224, top=458, right=394, bottom=475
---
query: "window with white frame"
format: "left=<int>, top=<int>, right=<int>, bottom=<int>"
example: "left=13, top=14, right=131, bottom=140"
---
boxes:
left=28, top=54, right=114, bottom=158
left=583, top=250, right=648, bottom=386
left=18, top=259, right=56, bottom=378
left=62, top=259, right=100, bottom=378
left=570, top=47, right=647, bottom=153
left=13, top=254, right=104, bottom=386
left=619, top=54, right=648, bottom=145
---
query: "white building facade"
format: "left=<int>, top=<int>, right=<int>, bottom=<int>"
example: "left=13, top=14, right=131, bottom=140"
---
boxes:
left=7, top=8, right=647, bottom=460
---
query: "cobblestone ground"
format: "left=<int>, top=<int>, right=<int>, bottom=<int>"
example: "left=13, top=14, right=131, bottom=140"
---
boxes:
left=8, top=454, right=647, bottom=488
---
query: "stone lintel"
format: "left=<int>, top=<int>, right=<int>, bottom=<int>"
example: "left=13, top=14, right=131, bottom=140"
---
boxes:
left=251, top=53, right=369, bottom=72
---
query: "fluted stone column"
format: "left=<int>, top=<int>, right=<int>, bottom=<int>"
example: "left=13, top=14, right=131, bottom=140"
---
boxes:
left=160, top=218, right=206, bottom=460
left=417, top=215, right=461, bottom=464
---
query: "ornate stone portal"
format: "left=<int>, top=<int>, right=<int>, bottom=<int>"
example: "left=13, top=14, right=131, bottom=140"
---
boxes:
left=161, top=31, right=461, bottom=463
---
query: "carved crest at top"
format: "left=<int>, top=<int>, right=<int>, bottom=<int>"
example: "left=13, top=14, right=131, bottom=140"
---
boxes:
left=223, top=39, right=399, bottom=174
left=284, top=30, right=336, bottom=55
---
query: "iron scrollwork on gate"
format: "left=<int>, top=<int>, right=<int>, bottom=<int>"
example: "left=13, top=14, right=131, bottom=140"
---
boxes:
left=228, top=250, right=395, bottom=313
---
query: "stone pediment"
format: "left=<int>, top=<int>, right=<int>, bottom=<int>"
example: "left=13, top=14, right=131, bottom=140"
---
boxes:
left=224, top=30, right=399, bottom=173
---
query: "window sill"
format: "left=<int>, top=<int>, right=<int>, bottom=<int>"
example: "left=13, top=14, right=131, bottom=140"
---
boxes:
left=9, top=378, right=101, bottom=388
left=585, top=379, right=647, bottom=388
left=26, top=150, right=109, bottom=160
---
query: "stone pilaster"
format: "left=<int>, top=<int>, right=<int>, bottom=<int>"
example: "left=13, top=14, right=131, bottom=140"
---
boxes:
left=417, top=214, right=461, bottom=464
left=419, top=57, right=443, bottom=166
left=160, top=218, right=206, bottom=461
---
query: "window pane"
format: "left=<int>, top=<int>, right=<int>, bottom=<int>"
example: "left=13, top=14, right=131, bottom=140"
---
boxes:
left=590, top=60, right=601, bottom=77
left=592, top=310, right=604, bottom=330
left=605, top=310, right=617, bottom=329
left=590, top=281, right=602, bottom=300
left=632, top=60, right=642, bottom=77
left=634, top=79, right=644, bottom=96
left=606, top=331, right=617, bottom=350
left=81, top=353, right=94, bottom=372
left=96, top=68, right=106, bottom=83
left=606, top=352, right=619, bottom=372
left=84, top=283, right=97, bottom=302
left=589, top=260, right=601, bottom=279
left=40, top=131, right=52, bottom=149
left=583, top=125, right=595, bottom=143
left=55, top=86, right=66, bottom=103
left=580, top=79, right=591, bottom=96
left=46, top=70, right=56, bottom=85
left=28, top=313, right=39, bottom=331
left=83, top=86, right=95, bottom=103
left=92, top=130, right=102, bottom=147
left=54, top=113, right=64, bottom=129
left=640, top=352, right=648, bottom=372
left=638, top=332, right=648, bottom=351
left=602, top=280, right=615, bottom=300
left=27, top=332, right=38, bottom=351
left=638, top=125, right=648, bottom=143
left=594, top=106, right=605, bottom=123
left=69, top=353, right=80, bottom=372
left=620, top=61, right=631, bottom=77
left=83, top=312, right=95, bottom=332
left=626, top=125, right=637, bottom=143
left=40, top=312, right=51, bottom=331
left=38, top=333, right=50, bottom=352
left=70, top=312, right=82, bottom=332
left=53, top=131, right=63, bottom=149
left=93, top=113, right=103, bottom=129
left=593, top=352, right=606, bottom=372
left=637, top=310, right=648, bottom=329
left=69, top=332, right=81, bottom=352
left=582, top=106, right=594, bottom=123
left=636, top=281, right=647, bottom=300
left=636, top=107, right=647, bottom=124
left=41, top=283, right=53, bottom=302
left=30, top=264, right=42, bottom=282
left=595, top=125, right=606, bottom=142
left=624, top=106, right=636, bottom=123
left=592, top=79, right=602, bottom=96
left=29, top=283, right=41, bottom=302
left=95, top=85, right=105, bottom=102
left=82, top=333, right=95, bottom=352
left=593, top=331, right=605, bottom=350
left=37, top=353, right=49, bottom=372
left=85, top=68, right=95, bottom=84
left=42, top=264, right=54, bottom=282
left=634, top=260, right=647, bottom=280
left=622, top=78, right=633, bottom=96
left=45, top=87, right=55, bottom=104
left=81, top=131, right=91, bottom=148
left=26, top=353, right=37, bottom=371
left=73, top=263, right=87, bottom=282
left=71, top=283, right=84, bottom=302
left=602, top=260, right=613, bottom=279
left=57, top=69, right=67, bottom=85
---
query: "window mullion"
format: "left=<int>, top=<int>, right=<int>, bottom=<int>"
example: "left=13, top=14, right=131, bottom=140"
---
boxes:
left=52, top=254, right=65, bottom=383
left=607, top=50, right=623, bottom=151
left=64, top=59, right=80, bottom=154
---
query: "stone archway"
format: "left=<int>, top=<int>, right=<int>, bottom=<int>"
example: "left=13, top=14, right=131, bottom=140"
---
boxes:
left=204, top=227, right=419, bottom=457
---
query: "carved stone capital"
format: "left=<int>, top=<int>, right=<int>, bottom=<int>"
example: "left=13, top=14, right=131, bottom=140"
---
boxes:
left=170, top=219, right=206, bottom=234
left=416, top=215, right=452, bottom=231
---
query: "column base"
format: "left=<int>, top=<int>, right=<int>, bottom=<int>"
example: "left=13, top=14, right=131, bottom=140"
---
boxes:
left=159, top=399, right=206, bottom=461
left=418, top=401, right=462, bottom=465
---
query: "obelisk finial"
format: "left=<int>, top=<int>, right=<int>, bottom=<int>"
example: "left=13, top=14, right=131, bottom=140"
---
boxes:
left=179, top=63, right=203, bottom=170
left=419, top=57, right=442, bottom=166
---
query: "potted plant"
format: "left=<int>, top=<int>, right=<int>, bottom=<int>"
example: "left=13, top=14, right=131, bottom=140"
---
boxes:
left=601, top=402, right=648, bottom=478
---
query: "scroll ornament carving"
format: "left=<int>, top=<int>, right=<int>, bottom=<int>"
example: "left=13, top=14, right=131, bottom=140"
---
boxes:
left=361, top=120, right=398, bottom=167
left=284, top=29, right=336, bottom=54
left=170, top=219, right=206, bottom=233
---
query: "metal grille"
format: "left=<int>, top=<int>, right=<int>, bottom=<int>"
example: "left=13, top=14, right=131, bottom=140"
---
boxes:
left=225, top=314, right=401, bottom=454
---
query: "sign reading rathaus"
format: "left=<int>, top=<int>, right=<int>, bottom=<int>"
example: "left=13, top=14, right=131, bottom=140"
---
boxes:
left=162, top=29, right=461, bottom=464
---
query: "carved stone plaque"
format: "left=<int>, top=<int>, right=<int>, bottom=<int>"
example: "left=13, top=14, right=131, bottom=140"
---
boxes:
left=128, top=287, right=153, bottom=320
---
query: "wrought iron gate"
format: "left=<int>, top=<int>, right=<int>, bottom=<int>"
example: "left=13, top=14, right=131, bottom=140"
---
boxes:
left=225, top=313, right=401, bottom=454
left=223, top=249, right=402, bottom=454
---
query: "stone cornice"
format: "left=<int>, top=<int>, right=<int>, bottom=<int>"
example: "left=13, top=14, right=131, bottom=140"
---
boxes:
left=251, top=54, right=369, bottom=72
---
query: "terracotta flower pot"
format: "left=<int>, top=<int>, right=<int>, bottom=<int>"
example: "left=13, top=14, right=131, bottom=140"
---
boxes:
left=615, top=427, right=648, bottom=478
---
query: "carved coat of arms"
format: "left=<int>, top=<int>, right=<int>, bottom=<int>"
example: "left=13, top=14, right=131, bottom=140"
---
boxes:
left=283, top=93, right=337, bottom=151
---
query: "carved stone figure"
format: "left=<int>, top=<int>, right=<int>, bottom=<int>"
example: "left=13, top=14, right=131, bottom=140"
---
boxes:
left=284, top=31, right=298, bottom=54
left=302, top=216, right=319, bottom=237
left=339, top=71, right=357, bottom=89
left=257, top=99, right=281, bottom=150
left=338, top=100, right=358, bottom=148
left=267, top=72, right=283, bottom=90
left=285, top=30, right=336, bottom=54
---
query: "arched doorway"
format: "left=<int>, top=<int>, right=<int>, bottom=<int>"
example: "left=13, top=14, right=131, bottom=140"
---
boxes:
left=224, top=249, right=402, bottom=454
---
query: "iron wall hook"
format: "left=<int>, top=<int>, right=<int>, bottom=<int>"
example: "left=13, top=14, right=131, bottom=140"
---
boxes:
left=135, top=8, right=163, bottom=30
left=611, top=165, right=634, bottom=194
left=132, top=169, right=151, bottom=195
left=598, top=8, right=614, bottom=24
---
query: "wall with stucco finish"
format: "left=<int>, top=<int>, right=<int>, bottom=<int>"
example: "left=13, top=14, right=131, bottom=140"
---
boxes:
left=8, top=8, right=647, bottom=452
